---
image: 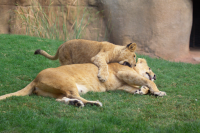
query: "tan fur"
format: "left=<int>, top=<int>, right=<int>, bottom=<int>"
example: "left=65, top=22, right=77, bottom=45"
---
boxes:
left=35, top=39, right=137, bottom=82
left=0, top=58, right=166, bottom=107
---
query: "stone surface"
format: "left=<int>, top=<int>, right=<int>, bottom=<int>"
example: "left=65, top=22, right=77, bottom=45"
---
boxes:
left=0, top=5, right=15, bottom=34
left=0, top=0, right=194, bottom=60
left=0, top=0, right=16, bottom=5
left=9, top=0, right=107, bottom=41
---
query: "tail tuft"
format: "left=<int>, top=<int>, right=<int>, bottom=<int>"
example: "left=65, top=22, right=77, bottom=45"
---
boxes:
left=34, top=49, right=41, bottom=55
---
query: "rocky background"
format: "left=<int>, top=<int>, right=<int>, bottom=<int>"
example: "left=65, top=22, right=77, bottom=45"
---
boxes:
left=0, top=0, right=193, bottom=60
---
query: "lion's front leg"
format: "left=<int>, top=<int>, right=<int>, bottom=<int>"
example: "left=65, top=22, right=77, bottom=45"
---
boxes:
left=134, top=86, right=166, bottom=96
left=135, top=86, right=166, bottom=96
left=117, top=71, right=166, bottom=96
left=118, top=85, right=150, bottom=95
left=91, top=53, right=109, bottom=82
left=134, top=86, right=150, bottom=95
left=118, top=85, right=140, bottom=94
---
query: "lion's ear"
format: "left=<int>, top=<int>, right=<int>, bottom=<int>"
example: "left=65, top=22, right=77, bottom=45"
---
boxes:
left=138, top=58, right=147, bottom=64
left=126, top=43, right=137, bottom=52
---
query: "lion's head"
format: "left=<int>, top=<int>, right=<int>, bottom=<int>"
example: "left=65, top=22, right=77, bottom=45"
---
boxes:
left=118, top=43, right=137, bottom=68
left=134, top=58, right=156, bottom=81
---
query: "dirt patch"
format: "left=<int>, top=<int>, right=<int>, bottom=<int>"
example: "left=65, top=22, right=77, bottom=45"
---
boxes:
left=173, top=48, right=200, bottom=64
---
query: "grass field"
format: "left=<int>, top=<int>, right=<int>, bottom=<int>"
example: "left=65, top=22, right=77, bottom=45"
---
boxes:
left=0, top=34, right=200, bottom=132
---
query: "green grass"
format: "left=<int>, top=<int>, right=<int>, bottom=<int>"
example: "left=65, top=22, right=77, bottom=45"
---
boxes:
left=0, top=34, right=200, bottom=132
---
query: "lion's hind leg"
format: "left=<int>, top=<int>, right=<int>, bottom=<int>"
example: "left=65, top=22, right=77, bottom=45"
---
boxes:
left=54, top=83, right=102, bottom=107
left=68, top=96, right=103, bottom=107
left=33, top=87, right=66, bottom=99
left=62, top=86, right=102, bottom=107
left=56, top=96, right=102, bottom=107
left=153, top=91, right=166, bottom=96
left=56, top=97, right=84, bottom=107
left=85, top=100, right=102, bottom=107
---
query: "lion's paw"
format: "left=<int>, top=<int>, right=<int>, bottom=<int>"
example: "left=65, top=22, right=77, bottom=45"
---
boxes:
left=56, top=97, right=84, bottom=107
left=153, top=91, right=167, bottom=97
left=134, top=86, right=149, bottom=95
left=134, top=90, right=144, bottom=95
left=69, top=99, right=84, bottom=107
left=97, top=72, right=108, bottom=82
left=88, top=100, right=103, bottom=107
left=94, top=100, right=103, bottom=107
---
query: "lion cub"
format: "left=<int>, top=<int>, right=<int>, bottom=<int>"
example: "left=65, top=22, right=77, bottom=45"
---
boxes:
left=34, top=39, right=137, bottom=82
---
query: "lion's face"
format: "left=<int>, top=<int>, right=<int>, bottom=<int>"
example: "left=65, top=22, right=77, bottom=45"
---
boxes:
left=134, top=58, right=156, bottom=81
left=118, top=43, right=137, bottom=68
left=119, top=52, right=136, bottom=68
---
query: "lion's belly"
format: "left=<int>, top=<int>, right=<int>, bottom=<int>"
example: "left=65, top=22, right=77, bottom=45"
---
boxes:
left=76, top=84, right=89, bottom=94
left=76, top=82, right=107, bottom=95
left=75, top=73, right=122, bottom=95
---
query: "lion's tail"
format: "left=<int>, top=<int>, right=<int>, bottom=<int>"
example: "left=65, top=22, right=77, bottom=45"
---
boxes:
left=34, top=48, right=59, bottom=60
left=0, top=81, right=35, bottom=100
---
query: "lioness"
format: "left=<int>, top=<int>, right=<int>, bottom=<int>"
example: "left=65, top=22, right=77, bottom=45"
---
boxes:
left=0, top=58, right=166, bottom=107
left=34, top=39, right=137, bottom=82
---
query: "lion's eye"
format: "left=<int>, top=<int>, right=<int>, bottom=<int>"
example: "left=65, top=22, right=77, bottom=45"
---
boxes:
left=149, top=67, right=151, bottom=70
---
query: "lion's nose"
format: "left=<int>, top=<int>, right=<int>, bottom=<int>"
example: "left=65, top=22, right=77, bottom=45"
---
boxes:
left=153, top=75, right=156, bottom=80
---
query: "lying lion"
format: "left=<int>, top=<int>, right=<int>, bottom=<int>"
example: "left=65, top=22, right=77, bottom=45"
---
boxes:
left=34, top=39, right=137, bottom=82
left=0, top=58, right=166, bottom=107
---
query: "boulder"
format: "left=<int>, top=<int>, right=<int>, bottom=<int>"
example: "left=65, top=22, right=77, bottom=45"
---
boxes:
left=99, top=0, right=193, bottom=59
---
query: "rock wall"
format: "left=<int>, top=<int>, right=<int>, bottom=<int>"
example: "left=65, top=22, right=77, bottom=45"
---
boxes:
left=0, top=0, right=107, bottom=41
left=0, top=0, right=193, bottom=60
left=100, top=0, right=193, bottom=59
